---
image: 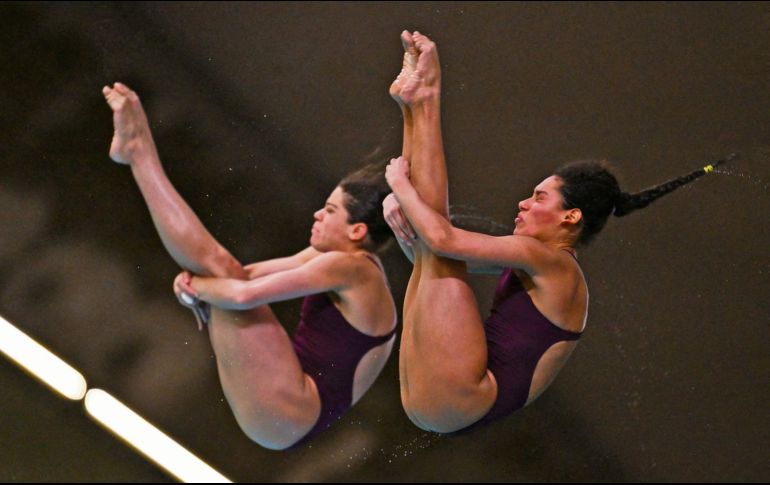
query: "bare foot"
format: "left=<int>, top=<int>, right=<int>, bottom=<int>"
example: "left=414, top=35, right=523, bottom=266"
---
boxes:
left=398, top=31, right=441, bottom=106
left=102, top=82, right=155, bottom=165
left=389, top=30, right=418, bottom=107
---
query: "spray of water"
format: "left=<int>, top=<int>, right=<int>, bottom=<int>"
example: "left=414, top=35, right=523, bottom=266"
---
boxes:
left=710, top=147, right=770, bottom=192
left=377, top=432, right=444, bottom=464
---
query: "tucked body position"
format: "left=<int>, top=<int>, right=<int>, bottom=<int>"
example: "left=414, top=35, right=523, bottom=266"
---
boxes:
left=103, top=83, right=396, bottom=449
left=384, top=31, right=730, bottom=433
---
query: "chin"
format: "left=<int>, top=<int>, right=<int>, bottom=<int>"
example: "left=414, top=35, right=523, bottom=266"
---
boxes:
left=310, top=235, right=322, bottom=250
left=310, top=240, right=331, bottom=253
left=514, top=228, right=535, bottom=238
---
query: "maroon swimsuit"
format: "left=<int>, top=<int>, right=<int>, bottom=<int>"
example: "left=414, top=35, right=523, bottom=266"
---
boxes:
left=473, top=265, right=582, bottom=427
left=292, top=257, right=395, bottom=442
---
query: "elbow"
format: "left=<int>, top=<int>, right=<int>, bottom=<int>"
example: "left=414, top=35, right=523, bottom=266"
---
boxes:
left=232, top=287, right=257, bottom=309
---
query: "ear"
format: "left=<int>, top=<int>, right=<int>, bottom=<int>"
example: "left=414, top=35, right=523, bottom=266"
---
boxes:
left=348, top=222, right=369, bottom=244
left=563, top=208, right=583, bottom=226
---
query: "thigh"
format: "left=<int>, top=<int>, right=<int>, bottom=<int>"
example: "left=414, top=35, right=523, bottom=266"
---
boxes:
left=208, top=306, right=321, bottom=449
left=402, top=252, right=497, bottom=431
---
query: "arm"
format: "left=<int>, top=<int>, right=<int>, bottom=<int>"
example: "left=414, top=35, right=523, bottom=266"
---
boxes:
left=387, top=158, right=555, bottom=276
left=383, top=192, right=498, bottom=272
left=189, top=251, right=362, bottom=310
left=243, top=246, right=322, bottom=280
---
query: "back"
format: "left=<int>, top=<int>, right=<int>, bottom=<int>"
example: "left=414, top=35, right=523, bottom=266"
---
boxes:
left=289, top=252, right=396, bottom=440
left=476, top=268, right=582, bottom=425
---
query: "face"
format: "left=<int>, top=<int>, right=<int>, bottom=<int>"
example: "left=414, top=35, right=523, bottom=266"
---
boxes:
left=513, top=175, right=574, bottom=241
left=310, top=186, right=361, bottom=252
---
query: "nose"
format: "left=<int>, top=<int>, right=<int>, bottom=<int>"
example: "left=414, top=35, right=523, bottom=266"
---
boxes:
left=314, top=209, right=324, bottom=221
left=518, top=198, right=531, bottom=211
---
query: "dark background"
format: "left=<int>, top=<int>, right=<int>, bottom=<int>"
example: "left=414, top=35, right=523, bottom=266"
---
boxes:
left=1, top=2, right=768, bottom=482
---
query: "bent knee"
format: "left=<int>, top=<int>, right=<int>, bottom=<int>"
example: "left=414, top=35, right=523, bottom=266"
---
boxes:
left=238, top=425, right=302, bottom=451
left=229, top=386, right=320, bottom=450
left=402, top=401, right=476, bottom=434
left=404, top=396, right=494, bottom=433
left=402, top=379, right=497, bottom=433
left=233, top=408, right=316, bottom=451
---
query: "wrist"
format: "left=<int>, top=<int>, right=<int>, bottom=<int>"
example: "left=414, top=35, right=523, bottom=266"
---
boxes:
left=392, top=182, right=418, bottom=207
left=390, top=178, right=413, bottom=196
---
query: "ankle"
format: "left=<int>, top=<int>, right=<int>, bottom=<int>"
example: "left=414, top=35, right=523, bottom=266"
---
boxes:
left=409, top=97, right=441, bottom=118
left=407, top=90, right=441, bottom=111
left=127, top=141, right=161, bottom=168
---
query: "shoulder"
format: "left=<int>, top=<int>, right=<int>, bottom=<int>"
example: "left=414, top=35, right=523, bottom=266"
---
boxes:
left=303, top=251, right=379, bottom=283
left=527, top=244, right=583, bottom=280
left=525, top=247, right=586, bottom=304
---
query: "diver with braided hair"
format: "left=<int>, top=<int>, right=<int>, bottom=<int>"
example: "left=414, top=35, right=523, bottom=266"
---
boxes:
left=383, top=30, right=732, bottom=432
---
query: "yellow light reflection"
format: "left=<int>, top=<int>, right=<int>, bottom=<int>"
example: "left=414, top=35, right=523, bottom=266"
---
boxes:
left=0, top=314, right=87, bottom=400
left=84, top=389, right=231, bottom=483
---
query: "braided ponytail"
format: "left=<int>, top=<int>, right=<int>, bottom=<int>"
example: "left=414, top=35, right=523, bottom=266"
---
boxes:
left=555, top=154, right=736, bottom=245
left=612, top=153, right=736, bottom=217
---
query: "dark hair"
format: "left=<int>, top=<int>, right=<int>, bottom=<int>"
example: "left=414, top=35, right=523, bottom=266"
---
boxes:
left=339, top=160, right=393, bottom=252
left=555, top=154, right=736, bottom=246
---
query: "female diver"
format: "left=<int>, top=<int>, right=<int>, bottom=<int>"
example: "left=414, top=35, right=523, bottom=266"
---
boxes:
left=384, top=31, right=730, bottom=433
left=103, top=82, right=396, bottom=449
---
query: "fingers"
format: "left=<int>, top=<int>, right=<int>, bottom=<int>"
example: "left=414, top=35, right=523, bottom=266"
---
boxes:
left=397, top=156, right=411, bottom=176
left=385, top=157, right=411, bottom=188
left=394, top=210, right=417, bottom=243
left=179, top=278, right=197, bottom=297
left=173, top=271, right=199, bottom=309
left=395, top=207, right=417, bottom=240
left=388, top=155, right=410, bottom=168
left=383, top=193, right=417, bottom=245
left=386, top=212, right=416, bottom=245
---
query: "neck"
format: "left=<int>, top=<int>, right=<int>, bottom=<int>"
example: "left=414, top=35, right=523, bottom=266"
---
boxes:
left=543, top=238, right=577, bottom=258
left=561, top=246, right=578, bottom=259
left=339, top=241, right=367, bottom=254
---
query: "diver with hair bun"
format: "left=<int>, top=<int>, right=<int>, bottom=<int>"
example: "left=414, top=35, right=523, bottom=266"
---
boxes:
left=103, top=82, right=396, bottom=450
